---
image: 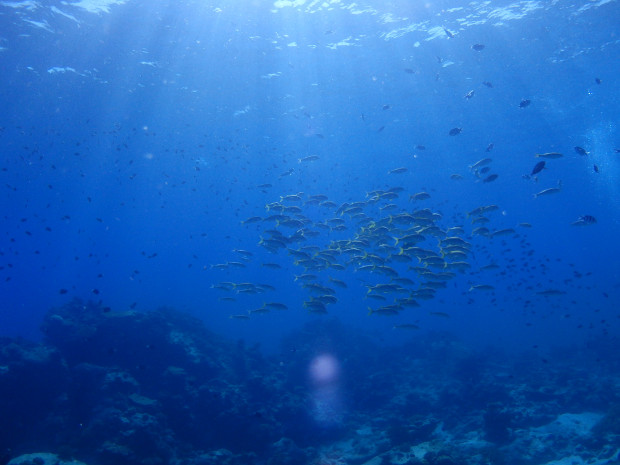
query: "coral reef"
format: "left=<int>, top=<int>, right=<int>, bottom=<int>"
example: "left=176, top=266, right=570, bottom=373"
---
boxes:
left=1, top=300, right=619, bottom=465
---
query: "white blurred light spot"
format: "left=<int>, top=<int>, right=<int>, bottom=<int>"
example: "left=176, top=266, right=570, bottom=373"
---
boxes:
left=309, top=354, right=339, bottom=385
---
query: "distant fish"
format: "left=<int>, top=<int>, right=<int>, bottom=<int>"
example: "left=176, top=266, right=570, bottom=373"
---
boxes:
left=483, top=81, right=493, bottom=88
left=486, top=143, right=494, bottom=152
left=410, top=192, right=431, bottom=201
left=469, top=284, right=495, bottom=291
left=469, top=158, right=492, bottom=170
left=263, top=302, right=288, bottom=310
left=279, top=168, right=294, bottom=178
left=449, top=127, right=462, bottom=136
left=382, top=104, right=391, bottom=110
left=404, top=68, right=415, bottom=74
left=574, top=146, right=588, bottom=156
left=595, top=77, right=601, bottom=84
left=241, top=216, right=262, bottom=225
left=464, top=90, right=475, bottom=99
left=416, top=145, right=426, bottom=150
left=533, top=181, right=562, bottom=198
left=298, top=155, right=320, bottom=163
left=519, top=99, right=531, bottom=108
left=388, top=167, right=408, bottom=174
left=593, top=164, right=600, bottom=173
left=536, top=289, right=566, bottom=296
left=377, top=126, right=385, bottom=133
left=531, top=161, right=545, bottom=175
left=491, top=228, right=515, bottom=237
left=535, top=152, right=563, bottom=159
left=429, top=312, right=450, bottom=318
left=393, top=324, right=420, bottom=330
left=443, top=28, right=455, bottom=38
left=482, top=174, right=498, bottom=183
left=571, top=215, right=597, bottom=226
left=471, top=44, right=485, bottom=51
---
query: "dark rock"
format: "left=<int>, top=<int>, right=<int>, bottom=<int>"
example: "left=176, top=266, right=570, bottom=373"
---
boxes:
left=483, top=403, right=513, bottom=444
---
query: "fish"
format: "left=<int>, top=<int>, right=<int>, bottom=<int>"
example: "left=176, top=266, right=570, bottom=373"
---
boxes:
left=467, top=205, right=499, bottom=216
left=233, top=249, right=253, bottom=258
left=227, top=261, right=247, bottom=268
left=368, top=306, right=401, bottom=316
left=416, top=145, right=426, bottom=150
left=486, top=143, right=494, bottom=152
left=241, top=216, right=262, bottom=224
left=469, top=284, right=495, bottom=291
left=429, top=312, right=450, bottom=318
left=593, top=164, right=599, bottom=173
left=483, top=81, right=493, bottom=88
left=249, top=307, right=271, bottom=315
left=328, top=277, right=347, bottom=288
left=448, top=127, right=462, bottom=136
left=388, top=167, right=408, bottom=174
left=410, top=192, right=431, bottom=201
left=531, top=161, right=545, bottom=175
left=464, top=90, right=475, bottom=99
left=450, top=174, right=463, bottom=180
left=230, top=314, right=251, bottom=320
left=471, top=44, right=485, bottom=51
left=571, top=215, right=596, bottom=226
left=534, top=181, right=562, bottom=198
left=535, top=152, right=563, bottom=159
left=443, top=28, right=455, bottom=38
left=469, top=158, right=492, bottom=171
left=574, top=146, right=588, bottom=156
left=263, top=302, right=288, bottom=310
left=382, top=104, right=391, bottom=110
left=482, top=174, right=498, bottom=183
left=210, top=263, right=229, bottom=270
left=491, top=228, right=515, bottom=237
left=298, top=155, right=320, bottom=163
left=314, top=295, right=338, bottom=304
left=472, top=227, right=490, bottom=236
left=393, top=324, right=420, bottom=330
left=536, top=289, right=566, bottom=296
left=519, top=99, right=531, bottom=108
left=280, top=193, right=304, bottom=202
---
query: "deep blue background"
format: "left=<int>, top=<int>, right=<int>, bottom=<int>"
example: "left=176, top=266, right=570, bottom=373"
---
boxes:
left=1, top=0, right=618, bottom=355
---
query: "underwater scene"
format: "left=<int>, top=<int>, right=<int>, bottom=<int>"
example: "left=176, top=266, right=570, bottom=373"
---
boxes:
left=1, top=0, right=619, bottom=464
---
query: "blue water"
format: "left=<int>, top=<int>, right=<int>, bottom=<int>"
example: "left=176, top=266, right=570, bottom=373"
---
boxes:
left=2, top=0, right=618, bottom=355
left=1, top=1, right=620, bottom=463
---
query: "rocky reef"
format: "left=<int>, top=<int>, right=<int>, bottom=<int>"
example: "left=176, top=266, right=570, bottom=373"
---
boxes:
left=1, top=299, right=620, bottom=465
